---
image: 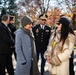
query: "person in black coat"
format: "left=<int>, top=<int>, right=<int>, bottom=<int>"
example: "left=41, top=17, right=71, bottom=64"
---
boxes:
left=0, top=14, right=14, bottom=75
left=32, top=14, right=51, bottom=75
left=8, top=16, right=16, bottom=60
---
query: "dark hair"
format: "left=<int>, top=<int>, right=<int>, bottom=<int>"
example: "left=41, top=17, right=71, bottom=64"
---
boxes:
left=1, top=14, right=9, bottom=21
left=60, top=14, right=65, bottom=18
left=10, top=16, right=14, bottom=21
left=59, top=18, right=74, bottom=44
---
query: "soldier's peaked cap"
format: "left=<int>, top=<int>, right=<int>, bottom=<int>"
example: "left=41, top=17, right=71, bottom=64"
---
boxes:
left=39, top=14, right=48, bottom=20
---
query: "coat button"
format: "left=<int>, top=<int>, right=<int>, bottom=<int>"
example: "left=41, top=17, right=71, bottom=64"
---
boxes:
left=41, top=33, right=43, bottom=34
left=41, top=35, right=43, bottom=37
left=41, top=38, right=43, bottom=39
left=41, top=40, right=43, bottom=42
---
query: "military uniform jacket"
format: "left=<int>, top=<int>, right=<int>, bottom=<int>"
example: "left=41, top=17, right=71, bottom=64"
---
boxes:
left=32, top=24, right=51, bottom=53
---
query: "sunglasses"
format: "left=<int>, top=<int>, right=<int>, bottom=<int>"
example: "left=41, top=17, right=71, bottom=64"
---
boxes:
left=56, top=22, right=60, bottom=25
left=41, top=19, right=46, bottom=21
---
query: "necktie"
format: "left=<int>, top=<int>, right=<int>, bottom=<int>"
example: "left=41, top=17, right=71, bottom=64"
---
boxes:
left=42, top=25, right=44, bottom=29
left=7, top=26, right=11, bottom=33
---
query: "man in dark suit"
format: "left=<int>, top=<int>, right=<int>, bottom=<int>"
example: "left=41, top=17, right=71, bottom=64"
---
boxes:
left=32, top=14, right=51, bottom=75
left=8, top=16, right=16, bottom=60
left=0, top=14, right=14, bottom=75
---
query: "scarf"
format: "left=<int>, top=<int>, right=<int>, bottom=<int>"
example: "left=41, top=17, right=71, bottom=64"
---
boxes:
left=21, top=27, right=34, bottom=40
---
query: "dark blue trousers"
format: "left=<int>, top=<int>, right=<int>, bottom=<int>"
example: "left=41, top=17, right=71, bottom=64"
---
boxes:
left=37, top=52, right=46, bottom=75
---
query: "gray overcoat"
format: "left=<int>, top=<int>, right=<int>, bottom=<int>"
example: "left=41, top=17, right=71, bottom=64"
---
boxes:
left=14, top=29, right=38, bottom=75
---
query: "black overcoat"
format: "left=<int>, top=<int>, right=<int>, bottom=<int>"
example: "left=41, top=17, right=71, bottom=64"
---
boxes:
left=0, top=22, right=14, bottom=54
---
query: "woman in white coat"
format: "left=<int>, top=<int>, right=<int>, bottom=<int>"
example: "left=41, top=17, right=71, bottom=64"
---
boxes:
left=44, top=17, right=75, bottom=75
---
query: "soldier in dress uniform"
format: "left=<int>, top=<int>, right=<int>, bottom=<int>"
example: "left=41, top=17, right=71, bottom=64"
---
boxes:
left=32, top=14, right=51, bottom=75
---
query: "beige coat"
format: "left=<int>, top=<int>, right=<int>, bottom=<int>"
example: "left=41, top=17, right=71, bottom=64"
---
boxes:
left=44, top=31, right=75, bottom=75
left=73, top=35, right=76, bottom=74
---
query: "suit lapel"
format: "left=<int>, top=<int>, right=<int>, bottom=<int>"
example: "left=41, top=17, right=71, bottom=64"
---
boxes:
left=2, top=23, right=12, bottom=39
left=38, top=24, right=42, bottom=30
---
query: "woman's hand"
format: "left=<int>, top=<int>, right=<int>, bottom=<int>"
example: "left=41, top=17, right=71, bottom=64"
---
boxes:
left=46, top=57, right=53, bottom=64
